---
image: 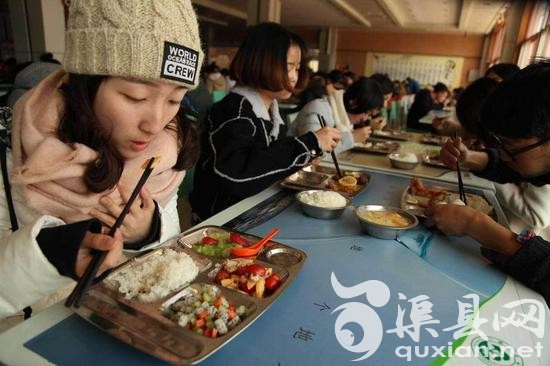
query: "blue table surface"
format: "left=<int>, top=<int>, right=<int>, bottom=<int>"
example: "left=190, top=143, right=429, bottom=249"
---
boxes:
left=25, top=171, right=507, bottom=365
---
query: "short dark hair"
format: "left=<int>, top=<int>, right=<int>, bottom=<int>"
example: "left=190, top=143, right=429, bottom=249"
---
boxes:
left=344, top=77, right=384, bottom=114
left=482, top=61, right=550, bottom=139
left=433, top=82, right=449, bottom=93
left=230, top=22, right=308, bottom=92
left=327, top=70, right=345, bottom=85
left=59, top=74, right=200, bottom=192
left=455, top=77, right=499, bottom=139
left=485, top=63, right=520, bottom=81
left=370, top=73, right=393, bottom=95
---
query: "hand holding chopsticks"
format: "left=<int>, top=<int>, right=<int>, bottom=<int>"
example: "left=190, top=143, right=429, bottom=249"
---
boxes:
left=316, top=114, right=343, bottom=178
left=65, top=156, right=161, bottom=308
left=450, top=132, right=468, bottom=205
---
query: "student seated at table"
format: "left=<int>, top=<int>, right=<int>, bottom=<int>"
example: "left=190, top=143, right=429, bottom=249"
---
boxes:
left=0, top=0, right=202, bottom=322
left=407, top=82, right=449, bottom=132
left=369, top=73, right=393, bottom=130
left=485, top=63, right=520, bottom=82
left=428, top=61, right=550, bottom=305
left=190, top=23, right=341, bottom=221
left=288, top=77, right=383, bottom=154
left=451, top=77, right=550, bottom=237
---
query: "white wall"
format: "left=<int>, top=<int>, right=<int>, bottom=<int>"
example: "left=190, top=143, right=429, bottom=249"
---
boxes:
left=40, top=0, right=64, bottom=62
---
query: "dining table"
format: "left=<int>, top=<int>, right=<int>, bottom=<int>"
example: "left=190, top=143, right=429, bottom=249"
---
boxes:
left=337, top=131, right=495, bottom=191
left=0, top=160, right=548, bottom=366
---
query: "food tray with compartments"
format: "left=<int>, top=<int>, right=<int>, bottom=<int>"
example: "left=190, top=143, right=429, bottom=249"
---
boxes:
left=371, top=129, right=412, bottom=141
left=400, top=178, right=505, bottom=224
left=352, top=138, right=400, bottom=154
left=74, top=226, right=306, bottom=365
left=281, top=165, right=370, bottom=197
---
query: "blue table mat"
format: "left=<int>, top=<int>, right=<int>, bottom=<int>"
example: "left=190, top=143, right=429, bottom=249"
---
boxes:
left=25, top=171, right=507, bottom=365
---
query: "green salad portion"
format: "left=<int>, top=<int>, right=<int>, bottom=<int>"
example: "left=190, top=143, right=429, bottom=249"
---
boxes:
left=193, top=231, right=249, bottom=258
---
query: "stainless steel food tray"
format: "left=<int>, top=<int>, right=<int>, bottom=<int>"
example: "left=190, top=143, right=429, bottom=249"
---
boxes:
left=352, top=138, right=400, bottom=154
left=74, top=226, right=307, bottom=365
left=281, top=165, right=370, bottom=197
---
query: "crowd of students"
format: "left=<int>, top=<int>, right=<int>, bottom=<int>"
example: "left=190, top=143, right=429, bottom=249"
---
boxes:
left=0, top=0, right=548, bottom=329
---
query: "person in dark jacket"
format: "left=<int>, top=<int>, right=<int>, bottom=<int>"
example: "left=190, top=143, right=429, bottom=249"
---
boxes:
left=190, top=23, right=341, bottom=220
left=428, top=61, right=550, bottom=305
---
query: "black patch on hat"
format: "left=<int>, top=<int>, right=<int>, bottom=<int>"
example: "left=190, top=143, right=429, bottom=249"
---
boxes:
left=161, top=41, right=198, bottom=85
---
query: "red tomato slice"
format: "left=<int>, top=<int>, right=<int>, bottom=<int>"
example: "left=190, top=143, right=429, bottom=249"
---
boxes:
left=230, top=232, right=249, bottom=246
left=239, top=263, right=266, bottom=277
left=201, top=236, right=218, bottom=245
left=265, top=274, right=281, bottom=292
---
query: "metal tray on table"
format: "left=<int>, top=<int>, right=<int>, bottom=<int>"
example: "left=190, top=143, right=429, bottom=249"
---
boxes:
left=281, top=165, right=370, bottom=197
left=400, top=178, right=504, bottom=224
left=74, top=226, right=306, bottom=365
left=352, top=138, right=400, bottom=154
left=371, top=129, right=412, bottom=141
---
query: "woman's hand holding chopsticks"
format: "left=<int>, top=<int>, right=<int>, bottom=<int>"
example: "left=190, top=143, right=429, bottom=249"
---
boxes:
left=90, top=184, right=155, bottom=243
left=75, top=230, right=123, bottom=278
left=314, top=126, right=341, bottom=152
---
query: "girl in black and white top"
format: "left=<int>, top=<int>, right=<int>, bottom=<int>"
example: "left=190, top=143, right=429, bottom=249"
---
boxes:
left=190, top=22, right=341, bottom=220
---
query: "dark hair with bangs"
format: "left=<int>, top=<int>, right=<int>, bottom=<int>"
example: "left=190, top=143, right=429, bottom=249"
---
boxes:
left=455, top=77, right=499, bottom=139
left=344, top=77, right=384, bottom=114
left=230, top=22, right=308, bottom=92
left=481, top=61, right=550, bottom=139
left=370, top=73, right=392, bottom=95
left=59, top=74, right=200, bottom=193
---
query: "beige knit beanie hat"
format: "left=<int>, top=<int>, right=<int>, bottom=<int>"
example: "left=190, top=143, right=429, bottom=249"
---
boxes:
left=64, top=0, right=203, bottom=89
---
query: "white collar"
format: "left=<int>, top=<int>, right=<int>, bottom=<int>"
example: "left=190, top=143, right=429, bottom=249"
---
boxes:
left=231, top=86, right=284, bottom=138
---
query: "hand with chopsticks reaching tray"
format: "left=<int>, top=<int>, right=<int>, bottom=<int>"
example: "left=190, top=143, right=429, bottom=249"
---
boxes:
left=89, top=183, right=156, bottom=244
left=314, top=126, right=341, bottom=152
left=439, top=134, right=490, bottom=172
left=425, top=204, right=478, bottom=237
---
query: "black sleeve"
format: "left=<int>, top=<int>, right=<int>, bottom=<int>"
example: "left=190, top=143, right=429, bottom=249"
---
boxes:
left=502, top=237, right=550, bottom=306
left=37, top=219, right=102, bottom=280
left=123, top=201, right=161, bottom=250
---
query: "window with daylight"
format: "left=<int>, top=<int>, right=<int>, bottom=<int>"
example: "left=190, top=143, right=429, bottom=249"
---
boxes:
left=517, top=1, right=550, bottom=68
left=487, top=21, right=506, bottom=67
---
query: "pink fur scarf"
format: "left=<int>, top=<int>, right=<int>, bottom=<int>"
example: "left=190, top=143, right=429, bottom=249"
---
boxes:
left=9, top=69, right=184, bottom=223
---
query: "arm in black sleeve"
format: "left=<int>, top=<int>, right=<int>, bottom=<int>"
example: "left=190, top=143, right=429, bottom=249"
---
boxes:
left=37, top=219, right=102, bottom=281
left=502, top=237, right=550, bottom=306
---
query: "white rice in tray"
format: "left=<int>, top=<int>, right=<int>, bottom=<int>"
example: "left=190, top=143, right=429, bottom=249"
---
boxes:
left=108, top=248, right=199, bottom=303
left=300, top=190, right=347, bottom=208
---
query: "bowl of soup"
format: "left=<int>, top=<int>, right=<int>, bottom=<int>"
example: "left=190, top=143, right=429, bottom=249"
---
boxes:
left=355, top=205, right=418, bottom=239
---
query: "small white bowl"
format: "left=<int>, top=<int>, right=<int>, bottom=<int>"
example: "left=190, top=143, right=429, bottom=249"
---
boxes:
left=388, top=152, right=419, bottom=170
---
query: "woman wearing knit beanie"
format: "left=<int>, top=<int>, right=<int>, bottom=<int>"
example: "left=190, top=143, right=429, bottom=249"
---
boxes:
left=190, top=22, right=342, bottom=220
left=0, top=0, right=203, bottom=321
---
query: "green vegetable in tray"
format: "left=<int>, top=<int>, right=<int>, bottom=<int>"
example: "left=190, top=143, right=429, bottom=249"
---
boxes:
left=193, top=231, right=249, bottom=258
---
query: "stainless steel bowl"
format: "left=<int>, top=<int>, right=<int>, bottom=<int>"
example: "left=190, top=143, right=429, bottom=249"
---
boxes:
left=296, top=190, right=351, bottom=220
left=355, top=205, right=418, bottom=239
left=388, top=152, right=419, bottom=170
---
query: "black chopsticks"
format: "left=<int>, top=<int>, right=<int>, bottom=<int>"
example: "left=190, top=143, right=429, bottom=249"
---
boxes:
left=451, top=132, right=468, bottom=205
left=317, top=114, right=342, bottom=178
left=65, top=156, right=160, bottom=308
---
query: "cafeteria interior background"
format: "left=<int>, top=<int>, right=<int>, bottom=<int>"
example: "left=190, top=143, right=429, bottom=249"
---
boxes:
left=0, top=0, right=549, bottom=229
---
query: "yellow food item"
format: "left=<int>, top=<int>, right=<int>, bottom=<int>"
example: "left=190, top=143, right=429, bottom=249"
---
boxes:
left=359, top=210, right=410, bottom=227
left=338, top=176, right=357, bottom=187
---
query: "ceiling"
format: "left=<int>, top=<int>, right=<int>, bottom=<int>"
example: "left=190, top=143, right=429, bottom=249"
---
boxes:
left=193, top=0, right=510, bottom=34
